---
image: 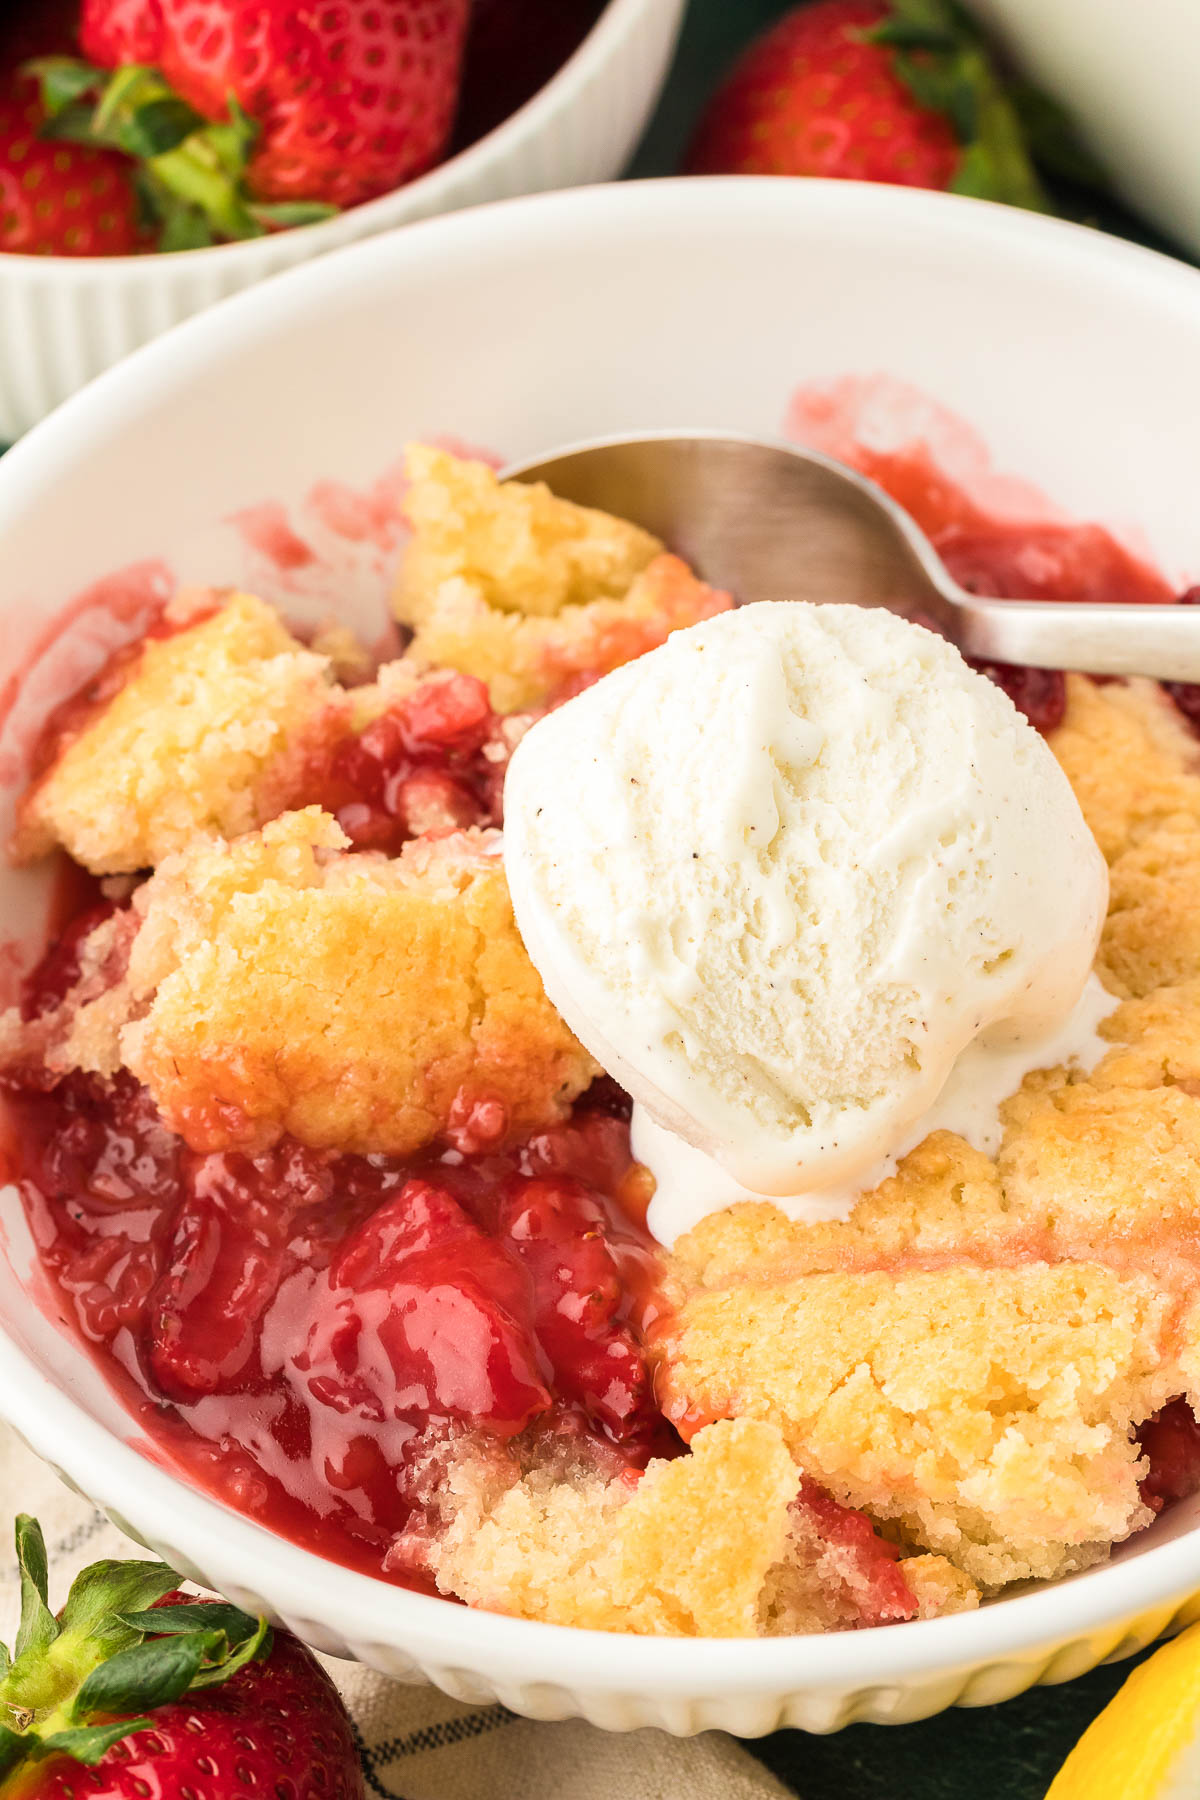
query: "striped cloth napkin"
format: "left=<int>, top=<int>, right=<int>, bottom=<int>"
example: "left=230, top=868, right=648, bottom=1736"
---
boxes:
left=0, top=1424, right=790, bottom=1800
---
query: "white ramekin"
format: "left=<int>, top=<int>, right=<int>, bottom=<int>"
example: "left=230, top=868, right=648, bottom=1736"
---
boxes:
left=0, top=0, right=685, bottom=441
left=0, top=179, right=1199, bottom=1735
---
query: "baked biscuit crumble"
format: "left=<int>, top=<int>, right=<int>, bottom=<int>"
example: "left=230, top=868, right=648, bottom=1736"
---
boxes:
left=14, top=592, right=339, bottom=874
left=395, top=447, right=733, bottom=710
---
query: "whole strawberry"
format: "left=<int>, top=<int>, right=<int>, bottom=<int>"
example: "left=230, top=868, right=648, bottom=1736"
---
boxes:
left=0, top=1517, right=363, bottom=1800
left=686, top=0, right=1104, bottom=212
left=0, top=75, right=142, bottom=256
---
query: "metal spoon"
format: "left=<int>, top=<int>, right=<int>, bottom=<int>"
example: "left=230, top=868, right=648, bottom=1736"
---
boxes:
left=503, top=431, right=1198, bottom=681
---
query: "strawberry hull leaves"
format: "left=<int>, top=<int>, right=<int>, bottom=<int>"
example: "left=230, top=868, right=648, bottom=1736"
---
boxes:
left=113, top=1602, right=264, bottom=1642
left=14, top=1519, right=57, bottom=1664
left=0, top=1517, right=274, bottom=1786
left=0, top=1519, right=360, bottom=1800
left=26, top=59, right=333, bottom=249
left=876, top=0, right=1110, bottom=207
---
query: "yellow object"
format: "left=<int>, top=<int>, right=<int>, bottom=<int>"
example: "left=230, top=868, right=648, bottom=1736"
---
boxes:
left=1046, top=1620, right=1200, bottom=1798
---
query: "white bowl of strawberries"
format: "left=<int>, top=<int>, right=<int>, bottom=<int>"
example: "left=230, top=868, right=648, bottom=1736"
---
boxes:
left=0, top=0, right=685, bottom=440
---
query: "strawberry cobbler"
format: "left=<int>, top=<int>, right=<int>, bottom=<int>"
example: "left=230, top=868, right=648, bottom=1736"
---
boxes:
left=3, top=443, right=1200, bottom=1639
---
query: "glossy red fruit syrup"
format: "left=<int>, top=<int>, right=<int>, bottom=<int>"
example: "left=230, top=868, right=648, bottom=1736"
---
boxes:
left=314, top=672, right=507, bottom=852
left=7, top=1033, right=672, bottom=1585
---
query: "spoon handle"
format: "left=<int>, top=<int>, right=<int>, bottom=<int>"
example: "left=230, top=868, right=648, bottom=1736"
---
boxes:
left=953, top=596, right=1200, bottom=682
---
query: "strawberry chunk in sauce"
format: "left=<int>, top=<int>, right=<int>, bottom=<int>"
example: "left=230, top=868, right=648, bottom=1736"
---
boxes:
left=1139, top=1398, right=1200, bottom=1514
left=497, top=1176, right=664, bottom=1451
left=294, top=1179, right=551, bottom=1437
left=318, top=672, right=508, bottom=852
left=795, top=1478, right=918, bottom=1627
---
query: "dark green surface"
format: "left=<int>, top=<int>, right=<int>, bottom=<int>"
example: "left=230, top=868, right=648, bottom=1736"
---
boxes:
left=752, top=1651, right=1154, bottom=1799
left=628, top=0, right=794, bottom=176
left=627, top=3, right=1187, bottom=1796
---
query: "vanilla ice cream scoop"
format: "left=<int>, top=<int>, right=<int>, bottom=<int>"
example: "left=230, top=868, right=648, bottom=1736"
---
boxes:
left=503, top=602, right=1108, bottom=1205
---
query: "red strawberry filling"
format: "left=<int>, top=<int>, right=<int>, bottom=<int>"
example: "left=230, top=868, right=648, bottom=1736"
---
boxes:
left=7, top=1055, right=674, bottom=1581
left=295, top=1179, right=553, bottom=1437
left=795, top=1478, right=919, bottom=1627
left=1139, top=1399, right=1200, bottom=1514
left=314, top=672, right=508, bottom=853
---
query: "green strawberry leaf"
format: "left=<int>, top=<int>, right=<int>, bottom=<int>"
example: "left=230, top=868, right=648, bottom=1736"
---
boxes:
left=896, top=0, right=978, bottom=34
left=22, top=56, right=104, bottom=118
left=158, top=206, right=217, bottom=252
left=92, top=64, right=154, bottom=134
left=144, top=140, right=264, bottom=240
left=951, top=55, right=1049, bottom=211
left=0, top=1724, right=27, bottom=1780
left=58, top=1561, right=178, bottom=1650
left=37, top=101, right=107, bottom=146
left=73, top=1630, right=225, bottom=1720
left=115, top=1602, right=259, bottom=1643
left=113, top=1605, right=273, bottom=1686
left=206, top=92, right=260, bottom=177
left=115, top=96, right=206, bottom=159
left=15, top=1518, right=58, bottom=1661
left=248, top=201, right=339, bottom=228
left=129, top=171, right=214, bottom=250
left=889, top=49, right=972, bottom=135
left=0, top=1640, right=10, bottom=1680
left=189, top=1614, right=272, bottom=1688
left=1010, top=82, right=1110, bottom=191
left=33, top=1720, right=156, bottom=1767
left=869, top=19, right=957, bottom=50
left=86, top=66, right=206, bottom=158
left=867, top=0, right=963, bottom=51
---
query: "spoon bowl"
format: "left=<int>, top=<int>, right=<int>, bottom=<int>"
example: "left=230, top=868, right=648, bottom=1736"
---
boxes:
left=506, top=431, right=1198, bottom=680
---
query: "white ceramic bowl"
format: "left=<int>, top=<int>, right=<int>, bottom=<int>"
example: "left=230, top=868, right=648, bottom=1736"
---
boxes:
left=965, top=0, right=1200, bottom=257
left=0, top=0, right=684, bottom=442
left=1, top=179, right=1200, bottom=1737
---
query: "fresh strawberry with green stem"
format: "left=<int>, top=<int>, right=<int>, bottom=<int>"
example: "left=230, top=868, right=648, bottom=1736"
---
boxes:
left=686, top=0, right=1107, bottom=212
left=0, top=72, right=143, bottom=256
left=31, top=0, right=471, bottom=250
left=0, top=1516, right=363, bottom=1800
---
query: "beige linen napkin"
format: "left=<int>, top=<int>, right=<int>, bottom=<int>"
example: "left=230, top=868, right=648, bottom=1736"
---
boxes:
left=0, top=1424, right=790, bottom=1800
